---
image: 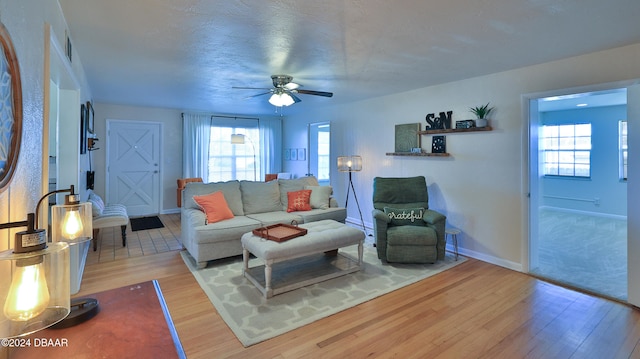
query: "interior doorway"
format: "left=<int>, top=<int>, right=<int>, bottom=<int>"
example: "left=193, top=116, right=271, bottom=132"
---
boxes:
left=528, top=87, right=628, bottom=300
left=308, top=122, right=331, bottom=186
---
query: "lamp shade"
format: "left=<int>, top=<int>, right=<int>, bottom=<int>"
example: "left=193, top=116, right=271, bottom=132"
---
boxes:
left=337, top=156, right=362, bottom=172
left=268, top=91, right=295, bottom=107
left=0, top=242, right=70, bottom=338
left=51, top=201, right=92, bottom=244
left=51, top=200, right=92, bottom=295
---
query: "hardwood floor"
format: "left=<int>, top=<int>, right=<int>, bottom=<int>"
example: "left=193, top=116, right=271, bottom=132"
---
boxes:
left=75, top=246, right=640, bottom=358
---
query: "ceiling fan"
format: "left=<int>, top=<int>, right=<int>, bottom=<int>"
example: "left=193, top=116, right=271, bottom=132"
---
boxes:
left=233, top=75, right=333, bottom=107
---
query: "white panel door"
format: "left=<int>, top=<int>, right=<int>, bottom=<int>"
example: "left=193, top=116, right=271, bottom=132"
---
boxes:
left=106, top=120, right=161, bottom=216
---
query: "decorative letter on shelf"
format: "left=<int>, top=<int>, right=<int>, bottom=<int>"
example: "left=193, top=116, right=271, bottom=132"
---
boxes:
left=425, top=111, right=453, bottom=130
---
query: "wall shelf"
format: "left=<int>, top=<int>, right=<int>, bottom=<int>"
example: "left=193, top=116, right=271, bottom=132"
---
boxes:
left=386, top=152, right=450, bottom=157
left=388, top=126, right=490, bottom=158
left=418, top=126, right=492, bottom=135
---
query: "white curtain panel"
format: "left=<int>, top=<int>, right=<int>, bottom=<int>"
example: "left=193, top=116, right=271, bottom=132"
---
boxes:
left=259, top=117, right=283, bottom=178
left=182, top=113, right=211, bottom=182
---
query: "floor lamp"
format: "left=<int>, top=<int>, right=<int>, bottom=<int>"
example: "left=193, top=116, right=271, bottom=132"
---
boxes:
left=338, top=156, right=365, bottom=232
left=231, top=134, right=257, bottom=181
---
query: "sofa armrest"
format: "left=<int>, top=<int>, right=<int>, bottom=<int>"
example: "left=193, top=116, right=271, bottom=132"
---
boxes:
left=183, top=208, right=206, bottom=226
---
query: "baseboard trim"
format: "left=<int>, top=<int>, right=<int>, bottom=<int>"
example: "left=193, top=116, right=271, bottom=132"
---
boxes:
left=541, top=206, right=627, bottom=220
left=162, top=208, right=181, bottom=215
left=451, top=245, right=523, bottom=272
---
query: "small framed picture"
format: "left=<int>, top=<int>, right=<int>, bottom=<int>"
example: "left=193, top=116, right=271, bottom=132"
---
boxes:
left=80, top=103, right=87, bottom=154
left=297, top=148, right=306, bottom=161
left=284, top=149, right=291, bottom=161
left=86, top=101, right=94, bottom=134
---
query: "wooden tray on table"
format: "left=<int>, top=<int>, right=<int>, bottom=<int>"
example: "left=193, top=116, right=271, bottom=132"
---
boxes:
left=253, top=223, right=307, bottom=242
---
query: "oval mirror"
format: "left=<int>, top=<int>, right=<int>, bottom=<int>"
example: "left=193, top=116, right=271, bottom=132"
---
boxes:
left=0, top=22, right=23, bottom=192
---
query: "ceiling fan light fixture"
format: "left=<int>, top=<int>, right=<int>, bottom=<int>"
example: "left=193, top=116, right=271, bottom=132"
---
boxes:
left=269, top=91, right=295, bottom=107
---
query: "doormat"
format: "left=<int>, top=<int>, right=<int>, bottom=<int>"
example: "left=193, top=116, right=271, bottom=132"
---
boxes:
left=130, top=216, right=164, bottom=231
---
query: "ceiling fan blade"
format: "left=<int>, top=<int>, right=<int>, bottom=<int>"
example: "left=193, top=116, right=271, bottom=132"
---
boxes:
left=289, top=92, right=302, bottom=103
left=243, top=91, right=272, bottom=99
left=295, top=89, right=333, bottom=97
left=232, top=86, right=272, bottom=90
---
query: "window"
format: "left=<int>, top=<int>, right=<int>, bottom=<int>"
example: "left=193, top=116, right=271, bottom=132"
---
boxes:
left=308, top=122, right=331, bottom=185
left=620, top=120, right=628, bottom=180
left=317, top=126, right=330, bottom=182
left=541, top=123, right=591, bottom=177
left=208, top=125, right=260, bottom=182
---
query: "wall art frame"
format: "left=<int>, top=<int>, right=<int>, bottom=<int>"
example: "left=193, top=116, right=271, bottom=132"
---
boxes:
left=297, top=148, right=306, bottom=161
left=0, top=23, right=23, bottom=193
left=394, top=123, right=421, bottom=153
left=86, top=100, right=94, bottom=134
left=80, top=103, right=87, bottom=154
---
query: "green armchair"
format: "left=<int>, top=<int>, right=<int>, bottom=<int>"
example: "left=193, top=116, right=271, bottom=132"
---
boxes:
left=372, top=176, right=446, bottom=263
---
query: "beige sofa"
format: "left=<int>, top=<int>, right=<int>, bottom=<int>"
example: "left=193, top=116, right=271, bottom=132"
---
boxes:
left=181, top=176, right=346, bottom=268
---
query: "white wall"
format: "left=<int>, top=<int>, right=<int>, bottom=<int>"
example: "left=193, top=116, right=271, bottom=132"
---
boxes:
left=283, top=43, right=640, bottom=271
left=0, top=0, right=91, bottom=251
left=92, top=103, right=183, bottom=213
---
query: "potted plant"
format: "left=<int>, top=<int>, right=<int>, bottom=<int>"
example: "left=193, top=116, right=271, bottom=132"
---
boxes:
left=469, top=102, right=494, bottom=128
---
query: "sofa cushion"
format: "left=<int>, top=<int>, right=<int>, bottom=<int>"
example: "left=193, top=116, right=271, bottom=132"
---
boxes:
left=246, top=212, right=304, bottom=226
left=384, top=207, right=426, bottom=226
left=240, top=180, right=282, bottom=215
left=287, top=189, right=312, bottom=212
left=193, top=191, right=235, bottom=224
left=278, top=176, right=319, bottom=210
left=305, top=185, right=332, bottom=210
left=298, top=207, right=347, bottom=223
left=183, top=181, right=244, bottom=216
left=192, top=216, right=261, bottom=245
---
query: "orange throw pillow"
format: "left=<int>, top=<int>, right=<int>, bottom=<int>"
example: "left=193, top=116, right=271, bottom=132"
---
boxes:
left=286, top=189, right=313, bottom=212
left=192, top=191, right=234, bottom=223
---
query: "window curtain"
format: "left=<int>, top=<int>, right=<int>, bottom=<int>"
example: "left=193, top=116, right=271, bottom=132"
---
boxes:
left=259, top=117, right=283, bottom=179
left=182, top=113, right=211, bottom=182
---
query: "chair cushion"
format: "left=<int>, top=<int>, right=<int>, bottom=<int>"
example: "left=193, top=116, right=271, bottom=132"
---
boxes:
left=384, top=207, right=425, bottom=226
left=387, top=225, right=437, bottom=246
left=88, top=191, right=105, bottom=216
left=93, top=204, right=129, bottom=228
left=193, top=191, right=235, bottom=224
left=372, top=176, right=429, bottom=210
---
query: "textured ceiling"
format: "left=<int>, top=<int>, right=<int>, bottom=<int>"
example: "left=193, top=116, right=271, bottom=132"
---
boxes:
left=58, top=0, right=640, bottom=116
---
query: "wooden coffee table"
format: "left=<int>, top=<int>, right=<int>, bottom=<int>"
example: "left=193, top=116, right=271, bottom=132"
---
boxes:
left=9, top=280, right=185, bottom=359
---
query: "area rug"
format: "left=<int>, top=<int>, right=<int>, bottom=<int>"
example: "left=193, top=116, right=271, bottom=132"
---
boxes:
left=181, top=244, right=466, bottom=347
left=130, top=216, right=165, bottom=231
